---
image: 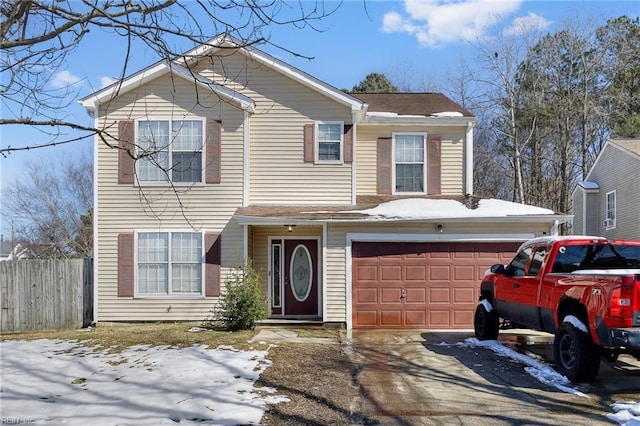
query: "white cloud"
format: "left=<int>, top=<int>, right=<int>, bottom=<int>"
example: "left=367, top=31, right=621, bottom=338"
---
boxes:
left=382, top=0, right=524, bottom=48
left=503, top=11, right=552, bottom=36
left=50, top=70, right=83, bottom=88
left=100, top=76, right=117, bottom=88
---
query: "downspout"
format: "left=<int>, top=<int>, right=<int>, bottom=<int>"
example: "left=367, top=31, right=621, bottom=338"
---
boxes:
left=551, top=220, right=560, bottom=237
left=243, top=110, right=250, bottom=207
left=465, top=121, right=474, bottom=196
left=92, top=102, right=99, bottom=326
left=351, top=112, right=357, bottom=205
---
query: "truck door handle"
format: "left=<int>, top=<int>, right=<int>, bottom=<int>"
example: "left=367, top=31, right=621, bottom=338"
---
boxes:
left=513, top=283, right=521, bottom=288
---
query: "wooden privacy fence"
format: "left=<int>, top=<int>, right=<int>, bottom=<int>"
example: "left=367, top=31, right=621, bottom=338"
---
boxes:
left=0, top=258, right=93, bottom=333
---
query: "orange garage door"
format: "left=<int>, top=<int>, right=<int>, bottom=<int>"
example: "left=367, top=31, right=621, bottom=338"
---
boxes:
left=352, top=242, right=520, bottom=329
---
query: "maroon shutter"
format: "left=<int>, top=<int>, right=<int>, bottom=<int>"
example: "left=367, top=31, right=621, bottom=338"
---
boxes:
left=427, top=136, right=442, bottom=195
left=343, top=124, right=353, bottom=162
left=118, top=121, right=135, bottom=184
left=303, top=123, right=315, bottom=162
left=204, top=232, right=222, bottom=297
left=206, top=119, right=222, bottom=184
left=377, top=137, right=392, bottom=194
left=118, top=233, right=134, bottom=297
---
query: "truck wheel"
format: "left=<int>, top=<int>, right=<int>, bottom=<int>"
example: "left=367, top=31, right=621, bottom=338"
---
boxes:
left=474, top=303, right=499, bottom=340
left=553, top=322, right=601, bottom=382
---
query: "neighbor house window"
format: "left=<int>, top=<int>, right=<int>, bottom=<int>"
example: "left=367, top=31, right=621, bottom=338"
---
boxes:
left=137, top=120, right=204, bottom=183
left=394, top=133, right=426, bottom=193
left=137, top=232, right=203, bottom=296
left=605, top=190, right=616, bottom=229
left=316, top=122, right=343, bottom=162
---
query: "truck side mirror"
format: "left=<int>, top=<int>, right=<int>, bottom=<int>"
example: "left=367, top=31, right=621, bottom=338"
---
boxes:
left=490, top=264, right=506, bottom=275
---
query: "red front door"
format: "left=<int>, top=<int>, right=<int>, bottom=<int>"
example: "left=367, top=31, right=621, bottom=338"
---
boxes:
left=284, top=239, right=318, bottom=316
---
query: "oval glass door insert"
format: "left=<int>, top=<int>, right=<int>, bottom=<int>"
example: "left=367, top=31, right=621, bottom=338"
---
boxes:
left=290, top=244, right=312, bottom=302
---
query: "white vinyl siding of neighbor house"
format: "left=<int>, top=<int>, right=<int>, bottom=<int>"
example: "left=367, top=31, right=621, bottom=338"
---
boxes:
left=193, top=53, right=354, bottom=205
left=355, top=125, right=466, bottom=196
left=587, top=143, right=640, bottom=239
left=95, top=75, right=245, bottom=321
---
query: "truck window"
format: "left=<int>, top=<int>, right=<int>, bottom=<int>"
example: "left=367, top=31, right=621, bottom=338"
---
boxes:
left=508, top=247, right=532, bottom=276
left=552, top=244, right=640, bottom=272
left=528, top=246, right=547, bottom=276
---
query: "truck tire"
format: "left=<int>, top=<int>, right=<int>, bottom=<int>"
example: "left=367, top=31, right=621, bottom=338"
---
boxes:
left=553, top=322, right=601, bottom=382
left=474, top=303, right=499, bottom=340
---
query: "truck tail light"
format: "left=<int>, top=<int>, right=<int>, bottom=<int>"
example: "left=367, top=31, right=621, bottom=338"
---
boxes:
left=608, top=277, right=636, bottom=319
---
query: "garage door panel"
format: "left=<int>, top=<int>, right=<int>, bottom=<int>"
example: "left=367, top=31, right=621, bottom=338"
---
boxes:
left=381, top=288, right=402, bottom=303
left=352, top=241, right=520, bottom=329
left=405, top=288, right=426, bottom=303
left=429, top=265, right=450, bottom=281
left=381, top=265, right=402, bottom=281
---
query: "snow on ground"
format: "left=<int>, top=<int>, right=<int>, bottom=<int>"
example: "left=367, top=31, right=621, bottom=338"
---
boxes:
left=0, top=339, right=287, bottom=425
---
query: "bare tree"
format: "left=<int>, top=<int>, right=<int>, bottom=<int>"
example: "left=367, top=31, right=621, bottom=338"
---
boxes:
left=2, top=149, right=93, bottom=258
left=1, top=0, right=338, bottom=155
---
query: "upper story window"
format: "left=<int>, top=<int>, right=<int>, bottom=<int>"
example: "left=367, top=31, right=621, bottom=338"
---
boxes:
left=394, top=133, right=426, bottom=193
left=605, top=190, right=616, bottom=229
left=137, top=231, right=203, bottom=296
left=137, top=119, right=204, bottom=183
left=316, top=122, right=343, bottom=163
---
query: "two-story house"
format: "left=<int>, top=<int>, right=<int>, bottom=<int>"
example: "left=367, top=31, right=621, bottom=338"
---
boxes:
left=572, top=139, right=640, bottom=239
left=80, top=35, right=570, bottom=329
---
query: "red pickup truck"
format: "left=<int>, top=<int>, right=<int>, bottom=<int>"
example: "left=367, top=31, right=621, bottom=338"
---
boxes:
left=474, top=236, right=640, bottom=382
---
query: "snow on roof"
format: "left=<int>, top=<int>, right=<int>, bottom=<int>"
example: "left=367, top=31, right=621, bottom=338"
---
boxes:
left=578, top=181, right=599, bottom=190
left=351, top=198, right=555, bottom=220
left=366, top=111, right=430, bottom=118
left=431, top=111, right=464, bottom=117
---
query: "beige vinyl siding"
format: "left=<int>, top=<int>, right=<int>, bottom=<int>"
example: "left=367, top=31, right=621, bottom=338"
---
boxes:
left=588, top=145, right=640, bottom=239
left=356, top=125, right=466, bottom=196
left=95, top=75, right=245, bottom=321
left=194, top=53, right=354, bottom=205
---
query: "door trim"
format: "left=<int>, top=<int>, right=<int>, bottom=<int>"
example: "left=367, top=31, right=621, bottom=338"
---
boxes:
left=268, top=235, right=321, bottom=318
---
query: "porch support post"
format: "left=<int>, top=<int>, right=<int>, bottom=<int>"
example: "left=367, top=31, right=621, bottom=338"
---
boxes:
left=242, top=224, right=248, bottom=266
left=322, top=222, right=328, bottom=321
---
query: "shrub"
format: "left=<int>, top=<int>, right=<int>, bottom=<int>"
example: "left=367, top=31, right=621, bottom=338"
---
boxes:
left=209, top=261, right=267, bottom=331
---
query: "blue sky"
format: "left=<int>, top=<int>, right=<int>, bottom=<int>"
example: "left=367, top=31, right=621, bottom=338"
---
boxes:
left=1, top=0, right=638, bottom=237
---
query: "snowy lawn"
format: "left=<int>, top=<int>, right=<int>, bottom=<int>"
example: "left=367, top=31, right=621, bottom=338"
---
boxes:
left=0, top=339, right=288, bottom=425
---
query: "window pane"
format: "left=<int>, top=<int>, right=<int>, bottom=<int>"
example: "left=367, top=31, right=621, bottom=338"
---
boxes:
left=318, top=123, right=341, bottom=141
left=139, top=264, right=168, bottom=293
left=395, top=135, right=424, bottom=162
left=139, top=121, right=170, bottom=151
left=318, top=142, right=341, bottom=161
left=139, top=233, right=168, bottom=262
left=396, top=164, right=424, bottom=192
left=172, top=152, right=202, bottom=183
left=172, top=121, right=203, bottom=151
left=139, top=152, right=169, bottom=182
left=172, top=264, right=202, bottom=293
left=171, top=233, right=201, bottom=262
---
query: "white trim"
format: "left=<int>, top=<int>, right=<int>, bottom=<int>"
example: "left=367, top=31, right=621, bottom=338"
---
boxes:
left=605, top=190, right=616, bottom=230
left=344, top=232, right=534, bottom=329
left=391, top=132, right=428, bottom=195
left=243, top=110, right=250, bottom=207
left=93, top=104, right=100, bottom=325
left=133, top=230, right=206, bottom=299
left=351, top=114, right=357, bottom=205
left=582, top=190, right=587, bottom=235
left=465, top=122, right=474, bottom=195
left=242, top=224, right=248, bottom=265
left=322, top=223, right=328, bottom=321
left=315, top=121, right=344, bottom=164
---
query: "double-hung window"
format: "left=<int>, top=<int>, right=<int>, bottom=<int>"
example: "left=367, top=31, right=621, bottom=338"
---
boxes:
left=137, top=119, right=204, bottom=183
left=316, top=122, right=343, bottom=163
left=605, top=190, right=616, bottom=229
left=394, top=133, right=426, bottom=193
left=137, top=232, right=203, bottom=296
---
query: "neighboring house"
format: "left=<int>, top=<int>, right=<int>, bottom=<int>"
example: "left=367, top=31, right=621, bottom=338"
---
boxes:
left=80, top=35, right=570, bottom=329
left=0, top=241, right=31, bottom=261
left=572, top=139, right=640, bottom=239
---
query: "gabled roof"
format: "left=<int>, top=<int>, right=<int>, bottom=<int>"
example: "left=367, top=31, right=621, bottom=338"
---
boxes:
left=80, top=34, right=367, bottom=117
left=609, top=139, right=640, bottom=158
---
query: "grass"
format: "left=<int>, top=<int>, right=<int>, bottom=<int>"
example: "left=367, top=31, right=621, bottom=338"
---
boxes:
left=0, top=322, right=267, bottom=352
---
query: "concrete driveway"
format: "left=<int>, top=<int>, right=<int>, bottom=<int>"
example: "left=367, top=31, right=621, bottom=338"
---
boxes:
left=343, top=329, right=640, bottom=425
